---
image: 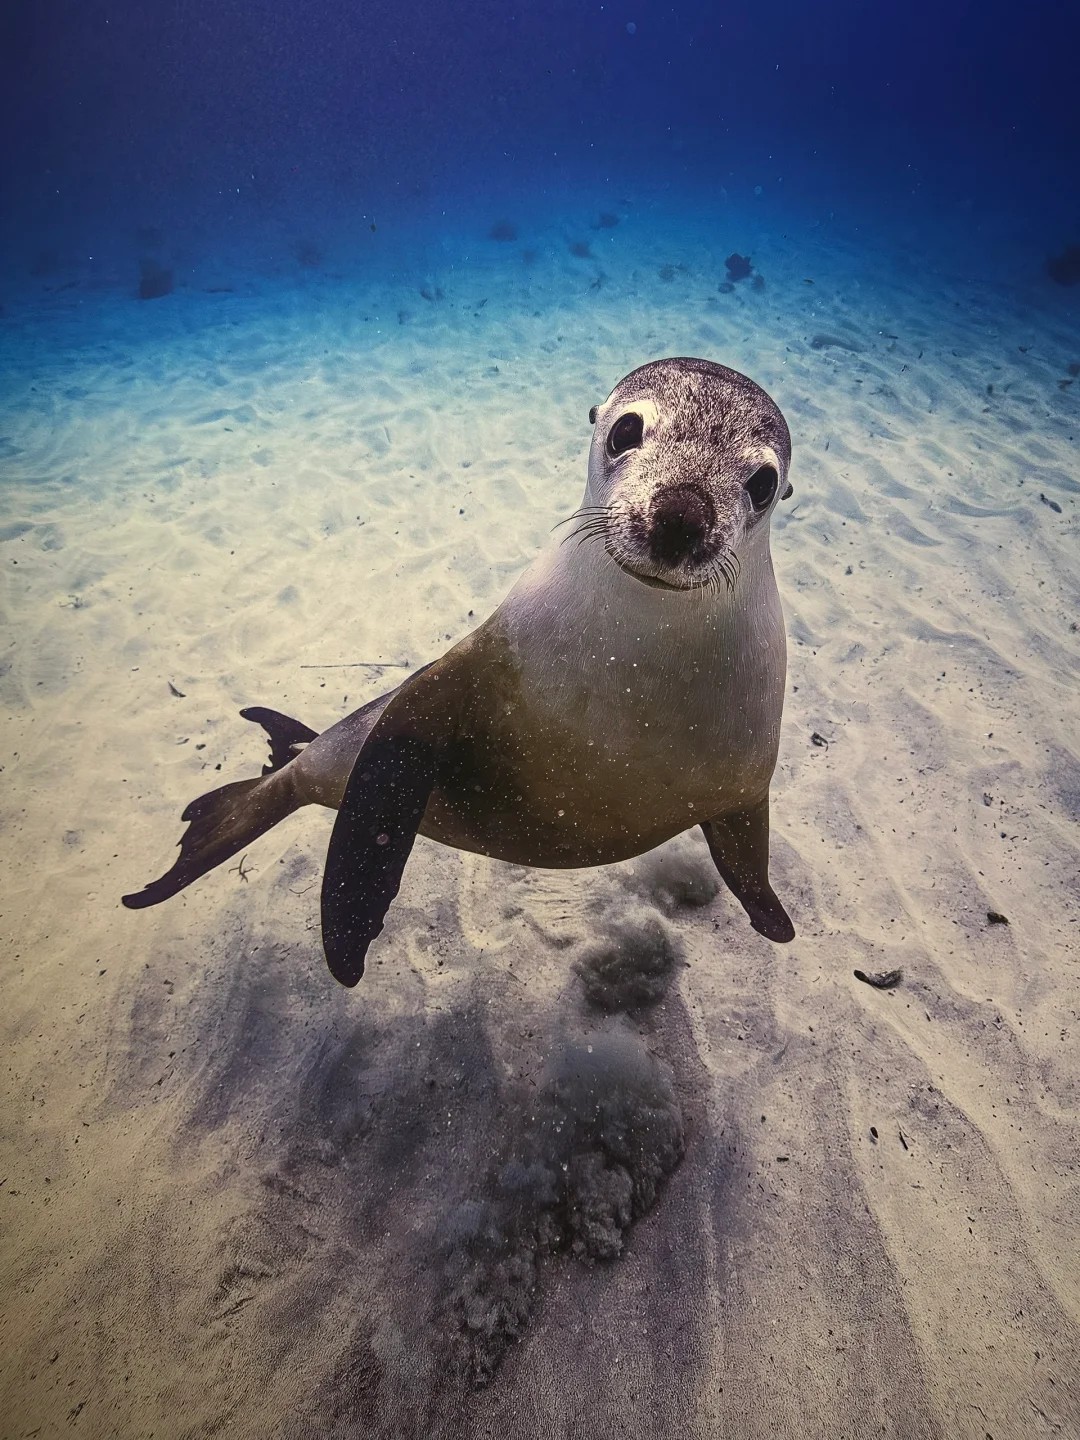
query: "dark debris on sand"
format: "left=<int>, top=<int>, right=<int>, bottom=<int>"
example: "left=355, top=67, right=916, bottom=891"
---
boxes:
left=853, top=968, right=903, bottom=990
left=1047, top=244, right=1080, bottom=286
left=292, top=240, right=323, bottom=268
left=138, top=259, right=173, bottom=300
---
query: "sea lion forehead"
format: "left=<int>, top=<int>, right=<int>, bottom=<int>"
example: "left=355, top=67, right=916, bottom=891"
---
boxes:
left=601, top=357, right=790, bottom=465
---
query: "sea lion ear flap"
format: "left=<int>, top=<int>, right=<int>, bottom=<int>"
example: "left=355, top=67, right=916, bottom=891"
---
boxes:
left=589, top=405, right=598, bottom=425
left=321, top=732, right=439, bottom=986
left=781, top=480, right=794, bottom=500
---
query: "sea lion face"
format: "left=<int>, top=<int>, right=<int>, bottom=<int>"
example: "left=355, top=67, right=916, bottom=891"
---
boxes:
left=583, top=358, right=792, bottom=592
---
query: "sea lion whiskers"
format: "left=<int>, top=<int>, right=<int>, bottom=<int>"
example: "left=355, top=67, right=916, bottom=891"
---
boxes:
left=573, top=527, right=609, bottom=551
left=570, top=519, right=610, bottom=541
left=559, top=503, right=614, bottom=550
left=603, top=534, right=641, bottom=576
left=715, top=547, right=740, bottom=592
left=553, top=504, right=613, bottom=532
left=564, top=512, right=614, bottom=548
left=698, top=557, right=726, bottom=597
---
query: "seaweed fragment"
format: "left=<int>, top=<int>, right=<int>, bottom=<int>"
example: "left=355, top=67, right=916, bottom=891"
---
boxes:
left=853, top=968, right=903, bottom=989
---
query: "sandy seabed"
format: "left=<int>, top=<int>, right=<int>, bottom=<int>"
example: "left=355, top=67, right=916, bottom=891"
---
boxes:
left=1, top=200, right=1078, bottom=1438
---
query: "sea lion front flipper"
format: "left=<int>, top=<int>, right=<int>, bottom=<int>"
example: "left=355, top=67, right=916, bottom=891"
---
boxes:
left=321, top=732, right=440, bottom=987
left=701, top=798, right=794, bottom=943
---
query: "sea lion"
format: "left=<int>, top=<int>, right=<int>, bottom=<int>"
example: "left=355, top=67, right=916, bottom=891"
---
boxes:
left=123, top=357, right=797, bottom=985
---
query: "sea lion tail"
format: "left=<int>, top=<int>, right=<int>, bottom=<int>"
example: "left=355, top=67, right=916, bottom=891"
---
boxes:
left=121, top=708, right=313, bottom=910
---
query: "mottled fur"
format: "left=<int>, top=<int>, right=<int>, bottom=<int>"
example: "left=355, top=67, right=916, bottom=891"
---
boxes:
left=592, top=358, right=791, bottom=593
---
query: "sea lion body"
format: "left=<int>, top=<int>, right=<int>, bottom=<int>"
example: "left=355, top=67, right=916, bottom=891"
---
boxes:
left=124, top=358, right=796, bottom=984
left=402, top=532, right=782, bottom=866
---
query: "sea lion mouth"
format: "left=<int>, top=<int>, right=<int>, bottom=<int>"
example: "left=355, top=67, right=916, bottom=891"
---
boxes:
left=559, top=504, right=739, bottom=592
left=609, top=554, right=696, bottom=591
left=607, top=485, right=741, bottom=592
left=609, top=543, right=742, bottom=594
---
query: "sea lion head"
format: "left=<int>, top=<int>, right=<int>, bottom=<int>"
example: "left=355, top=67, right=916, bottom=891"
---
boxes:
left=582, top=357, right=792, bottom=593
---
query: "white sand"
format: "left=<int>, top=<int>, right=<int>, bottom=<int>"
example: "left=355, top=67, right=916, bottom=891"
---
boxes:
left=2, top=198, right=1079, bottom=1437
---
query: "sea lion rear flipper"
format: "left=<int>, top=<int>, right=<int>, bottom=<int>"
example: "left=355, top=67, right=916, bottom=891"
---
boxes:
left=122, top=769, right=301, bottom=908
left=701, top=798, right=794, bottom=943
left=240, top=706, right=318, bottom=773
left=321, top=732, right=440, bottom=987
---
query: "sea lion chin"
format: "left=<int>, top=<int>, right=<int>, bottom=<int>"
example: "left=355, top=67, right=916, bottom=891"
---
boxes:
left=123, top=357, right=798, bottom=987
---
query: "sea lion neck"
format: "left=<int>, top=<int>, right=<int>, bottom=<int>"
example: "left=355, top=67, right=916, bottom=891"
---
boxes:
left=493, top=527, right=777, bottom=684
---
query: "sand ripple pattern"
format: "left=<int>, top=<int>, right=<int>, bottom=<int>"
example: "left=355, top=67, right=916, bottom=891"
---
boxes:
left=1, top=203, right=1078, bottom=1437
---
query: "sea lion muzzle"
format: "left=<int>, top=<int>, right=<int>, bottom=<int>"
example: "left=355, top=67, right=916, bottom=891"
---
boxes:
left=647, top=485, right=716, bottom=567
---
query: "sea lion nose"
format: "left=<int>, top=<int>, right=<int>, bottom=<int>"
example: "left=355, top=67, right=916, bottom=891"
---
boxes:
left=648, top=485, right=714, bottom=565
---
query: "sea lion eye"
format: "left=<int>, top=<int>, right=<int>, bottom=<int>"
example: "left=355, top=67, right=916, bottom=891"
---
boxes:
left=745, top=464, right=778, bottom=512
left=607, top=411, right=644, bottom=456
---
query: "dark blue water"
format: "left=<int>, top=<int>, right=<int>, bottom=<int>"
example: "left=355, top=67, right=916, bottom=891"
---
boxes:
left=3, top=0, right=1078, bottom=287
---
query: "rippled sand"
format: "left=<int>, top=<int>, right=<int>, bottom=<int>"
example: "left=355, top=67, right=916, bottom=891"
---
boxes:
left=2, top=200, right=1078, bottom=1438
